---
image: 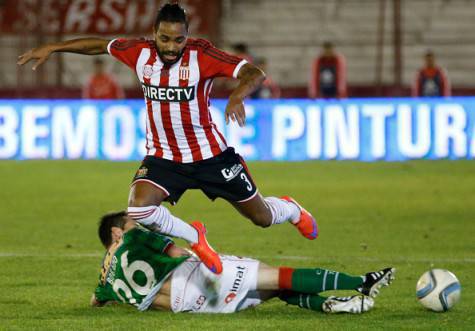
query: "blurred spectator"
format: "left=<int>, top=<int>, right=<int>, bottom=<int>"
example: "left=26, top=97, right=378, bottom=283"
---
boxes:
left=251, top=57, right=280, bottom=99
left=412, top=50, right=451, bottom=97
left=309, top=41, right=347, bottom=99
left=82, top=58, right=124, bottom=99
left=231, top=42, right=254, bottom=63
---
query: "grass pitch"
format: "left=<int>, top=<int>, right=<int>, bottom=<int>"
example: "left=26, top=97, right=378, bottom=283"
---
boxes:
left=0, top=160, right=474, bottom=330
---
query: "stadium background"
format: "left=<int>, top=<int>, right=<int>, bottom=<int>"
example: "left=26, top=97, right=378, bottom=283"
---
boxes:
left=0, top=0, right=474, bottom=330
left=2, top=0, right=475, bottom=98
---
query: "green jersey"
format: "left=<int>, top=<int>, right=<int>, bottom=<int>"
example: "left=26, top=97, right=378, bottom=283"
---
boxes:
left=94, top=227, right=188, bottom=310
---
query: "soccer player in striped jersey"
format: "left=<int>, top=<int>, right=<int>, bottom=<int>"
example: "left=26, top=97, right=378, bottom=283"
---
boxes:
left=91, top=212, right=395, bottom=314
left=18, top=3, right=318, bottom=275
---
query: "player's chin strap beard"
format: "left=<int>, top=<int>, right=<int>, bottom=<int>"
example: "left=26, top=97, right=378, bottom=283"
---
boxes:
left=159, top=49, right=185, bottom=65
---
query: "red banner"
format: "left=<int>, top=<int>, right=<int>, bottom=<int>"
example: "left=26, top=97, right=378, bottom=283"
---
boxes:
left=0, top=0, right=220, bottom=36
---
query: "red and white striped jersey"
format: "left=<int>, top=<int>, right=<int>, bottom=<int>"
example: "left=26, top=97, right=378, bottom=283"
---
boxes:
left=107, top=38, right=247, bottom=163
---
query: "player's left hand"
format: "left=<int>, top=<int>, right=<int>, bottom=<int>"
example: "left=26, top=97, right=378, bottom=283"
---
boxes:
left=225, top=96, right=246, bottom=127
left=17, top=45, right=53, bottom=70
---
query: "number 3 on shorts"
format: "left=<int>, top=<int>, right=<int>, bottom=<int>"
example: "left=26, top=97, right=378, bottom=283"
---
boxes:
left=240, top=173, right=253, bottom=191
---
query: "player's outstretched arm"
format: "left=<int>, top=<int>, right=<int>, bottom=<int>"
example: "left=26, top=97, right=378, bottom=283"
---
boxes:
left=17, top=38, right=110, bottom=70
left=225, top=63, right=265, bottom=127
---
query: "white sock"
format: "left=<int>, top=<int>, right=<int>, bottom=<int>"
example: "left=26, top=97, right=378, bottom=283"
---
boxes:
left=127, top=206, right=198, bottom=244
left=264, top=197, right=301, bottom=225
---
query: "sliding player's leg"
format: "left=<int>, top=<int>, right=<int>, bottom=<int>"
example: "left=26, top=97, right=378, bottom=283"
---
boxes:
left=253, top=264, right=368, bottom=313
left=276, top=266, right=365, bottom=293
left=255, top=264, right=395, bottom=313
left=279, top=266, right=396, bottom=297
left=279, top=291, right=375, bottom=314
left=128, top=181, right=222, bottom=274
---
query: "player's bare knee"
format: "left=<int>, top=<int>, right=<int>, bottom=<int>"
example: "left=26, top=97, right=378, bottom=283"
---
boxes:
left=128, top=181, right=167, bottom=207
left=128, top=196, right=157, bottom=207
left=128, top=189, right=165, bottom=207
left=128, top=189, right=148, bottom=207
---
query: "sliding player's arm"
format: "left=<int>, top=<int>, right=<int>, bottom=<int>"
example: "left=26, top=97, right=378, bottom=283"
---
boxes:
left=165, top=244, right=191, bottom=258
left=146, top=231, right=191, bottom=258
left=90, top=293, right=120, bottom=308
left=17, top=38, right=110, bottom=70
left=90, top=294, right=107, bottom=307
left=124, top=219, right=190, bottom=258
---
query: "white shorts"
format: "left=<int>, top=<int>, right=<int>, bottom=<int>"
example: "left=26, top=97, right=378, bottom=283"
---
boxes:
left=170, top=255, right=262, bottom=313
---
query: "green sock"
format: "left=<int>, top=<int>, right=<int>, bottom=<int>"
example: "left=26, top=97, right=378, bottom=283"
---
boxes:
left=279, top=292, right=327, bottom=312
left=290, top=268, right=363, bottom=293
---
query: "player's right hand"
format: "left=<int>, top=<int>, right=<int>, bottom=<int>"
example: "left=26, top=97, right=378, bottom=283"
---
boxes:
left=17, top=46, right=53, bottom=70
left=225, top=95, right=246, bottom=127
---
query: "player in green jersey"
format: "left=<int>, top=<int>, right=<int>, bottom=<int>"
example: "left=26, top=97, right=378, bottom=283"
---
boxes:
left=92, top=211, right=395, bottom=314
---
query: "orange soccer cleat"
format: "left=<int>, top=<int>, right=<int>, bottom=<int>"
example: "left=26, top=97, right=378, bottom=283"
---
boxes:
left=190, top=221, right=223, bottom=274
left=281, top=196, right=318, bottom=240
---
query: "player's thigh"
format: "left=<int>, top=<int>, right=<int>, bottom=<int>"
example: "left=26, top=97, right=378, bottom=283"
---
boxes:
left=129, top=156, right=195, bottom=206
left=128, top=181, right=167, bottom=206
left=170, top=255, right=263, bottom=313
left=196, top=148, right=260, bottom=206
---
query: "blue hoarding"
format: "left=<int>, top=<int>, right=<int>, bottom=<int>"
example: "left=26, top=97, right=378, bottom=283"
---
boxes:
left=1, top=98, right=474, bottom=161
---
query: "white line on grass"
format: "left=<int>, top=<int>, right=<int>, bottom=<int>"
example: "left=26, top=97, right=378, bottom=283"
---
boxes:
left=0, top=252, right=474, bottom=263
left=0, top=252, right=102, bottom=258
left=259, top=255, right=475, bottom=263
